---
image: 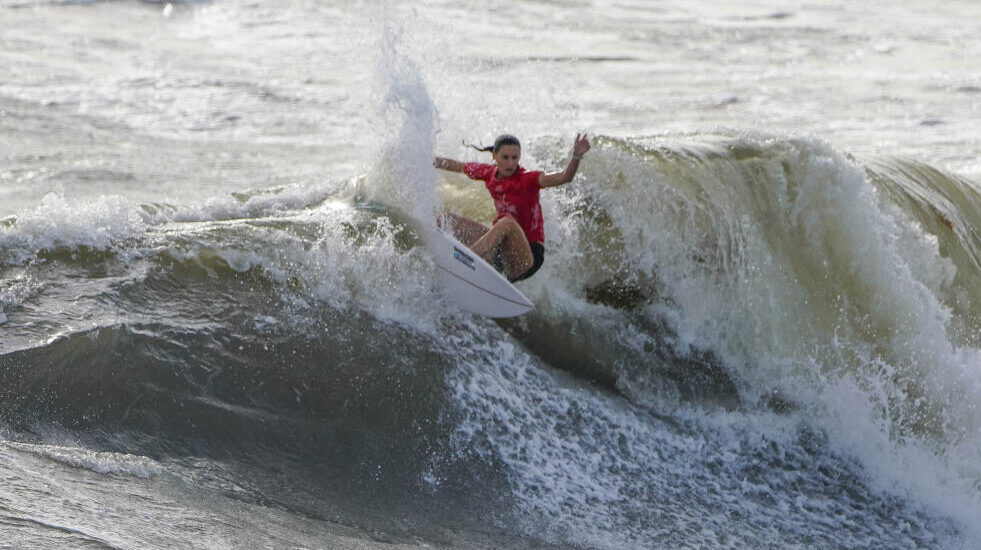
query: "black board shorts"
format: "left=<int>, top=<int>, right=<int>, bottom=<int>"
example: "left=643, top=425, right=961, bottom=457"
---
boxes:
left=494, top=242, right=545, bottom=283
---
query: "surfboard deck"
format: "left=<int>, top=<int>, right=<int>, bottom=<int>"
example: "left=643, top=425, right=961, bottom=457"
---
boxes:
left=433, top=232, right=534, bottom=318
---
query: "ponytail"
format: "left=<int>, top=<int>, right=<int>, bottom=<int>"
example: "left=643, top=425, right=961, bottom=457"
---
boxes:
left=465, top=134, right=521, bottom=154
left=465, top=142, right=495, bottom=153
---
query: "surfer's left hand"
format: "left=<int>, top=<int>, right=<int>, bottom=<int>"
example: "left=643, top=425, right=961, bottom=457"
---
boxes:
left=573, top=133, right=591, bottom=158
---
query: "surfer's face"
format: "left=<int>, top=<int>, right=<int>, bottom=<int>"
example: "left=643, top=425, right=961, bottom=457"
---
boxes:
left=493, top=145, right=521, bottom=178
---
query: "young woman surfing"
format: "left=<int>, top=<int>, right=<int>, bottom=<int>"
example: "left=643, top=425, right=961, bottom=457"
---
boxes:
left=434, top=133, right=591, bottom=282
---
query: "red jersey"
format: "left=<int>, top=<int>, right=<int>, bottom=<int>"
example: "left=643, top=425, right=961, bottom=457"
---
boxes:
left=463, top=162, right=544, bottom=243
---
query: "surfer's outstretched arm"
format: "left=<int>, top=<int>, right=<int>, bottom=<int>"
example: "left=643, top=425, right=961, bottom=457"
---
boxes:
left=434, top=157, right=464, bottom=172
left=539, top=133, right=591, bottom=188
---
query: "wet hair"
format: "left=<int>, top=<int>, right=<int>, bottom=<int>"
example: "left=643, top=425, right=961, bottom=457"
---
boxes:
left=467, top=134, right=521, bottom=154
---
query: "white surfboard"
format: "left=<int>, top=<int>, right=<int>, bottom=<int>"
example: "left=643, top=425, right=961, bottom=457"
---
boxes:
left=433, top=232, right=534, bottom=318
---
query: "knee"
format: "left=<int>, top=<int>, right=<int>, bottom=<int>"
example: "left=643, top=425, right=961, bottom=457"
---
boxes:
left=499, top=215, right=521, bottom=230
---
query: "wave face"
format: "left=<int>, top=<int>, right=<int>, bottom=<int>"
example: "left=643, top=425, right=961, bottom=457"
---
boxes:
left=446, top=134, right=981, bottom=548
left=2, top=132, right=979, bottom=549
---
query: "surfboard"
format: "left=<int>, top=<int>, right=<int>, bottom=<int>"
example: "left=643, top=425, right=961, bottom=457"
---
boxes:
left=433, top=232, right=534, bottom=318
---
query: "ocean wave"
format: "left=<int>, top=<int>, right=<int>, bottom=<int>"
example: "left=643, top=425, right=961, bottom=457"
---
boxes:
left=2, top=131, right=980, bottom=545
left=540, top=133, right=981, bottom=536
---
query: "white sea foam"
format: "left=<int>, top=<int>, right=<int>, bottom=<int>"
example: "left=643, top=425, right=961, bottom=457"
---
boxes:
left=444, top=321, right=955, bottom=549
left=4, top=441, right=163, bottom=479
left=0, top=193, right=146, bottom=265
left=539, top=134, right=981, bottom=542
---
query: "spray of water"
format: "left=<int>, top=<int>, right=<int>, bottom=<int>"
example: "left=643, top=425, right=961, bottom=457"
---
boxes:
left=364, top=5, right=440, bottom=227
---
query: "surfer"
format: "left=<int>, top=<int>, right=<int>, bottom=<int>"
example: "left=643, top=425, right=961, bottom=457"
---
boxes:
left=434, top=133, right=591, bottom=282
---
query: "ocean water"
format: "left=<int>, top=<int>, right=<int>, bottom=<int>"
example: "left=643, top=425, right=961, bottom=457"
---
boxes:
left=2, top=1, right=981, bottom=548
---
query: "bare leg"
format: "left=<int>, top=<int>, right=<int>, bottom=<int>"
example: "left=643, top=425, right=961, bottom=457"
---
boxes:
left=469, top=216, right=533, bottom=279
left=437, top=212, right=489, bottom=246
